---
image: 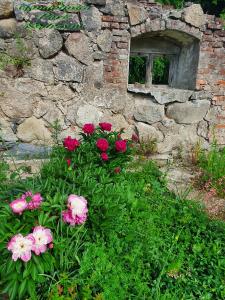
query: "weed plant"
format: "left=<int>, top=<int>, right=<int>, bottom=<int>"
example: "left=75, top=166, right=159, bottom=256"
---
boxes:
left=196, top=142, right=225, bottom=198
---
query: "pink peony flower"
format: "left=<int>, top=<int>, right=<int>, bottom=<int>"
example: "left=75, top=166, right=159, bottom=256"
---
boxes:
left=83, top=123, right=95, bottom=135
left=63, top=136, right=80, bottom=151
left=27, top=193, right=43, bottom=210
left=115, top=140, right=127, bottom=153
left=62, top=209, right=87, bottom=225
left=28, top=226, right=53, bottom=256
left=101, top=152, right=109, bottom=161
left=99, top=122, right=112, bottom=131
left=96, top=138, right=109, bottom=152
left=10, top=198, right=27, bottom=215
left=62, top=195, right=88, bottom=226
left=7, top=234, right=34, bottom=262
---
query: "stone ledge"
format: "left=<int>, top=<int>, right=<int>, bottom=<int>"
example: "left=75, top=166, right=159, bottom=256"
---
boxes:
left=128, top=84, right=193, bottom=104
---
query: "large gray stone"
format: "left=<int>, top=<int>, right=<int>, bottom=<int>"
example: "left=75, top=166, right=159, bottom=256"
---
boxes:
left=197, top=120, right=209, bottom=139
left=127, top=3, right=148, bottom=26
left=128, top=86, right=192, bottom=104
left=85, top=61, right=104, bottom=87
left=54, top=52, right=84, bottom=82
left=150, top=88, right=193, bottom=104
left=0, top=18, right=17, bottom=38
left=157, top=124, right=200, bottom=153
left=0, top=0, right=13, bottom=19
left=7, top=143, right=51, bottom=159
left=0, top=90, right=35, bottom=118
left=33, top=101, right=51, bottom=119
left=134, top=99, right=165, bottom=124
left=101, top=114, right=128, bottom=131
left=100, top=0, right=125, bottom=16
left=27, top=59, right=54, bottom=84
left=43, top=104, right=65, bottom=126
left=96, top=30, right=112, bottom=52
left=136, top=122, right=164, bottom=142
left=17, top=117, right=52, bottom=144
left=36, top=29, right=63, bottom=59
left=65, top=32, right=92, bottom=65
left=190, top=90, right=212, bottom=101
left=46, top=83, right=75, bottom=102
left=166, top=100, right=210, bottom=124
left=0, top=119, right=17, bottom=142
left=183, top=4, right=206, bottom=28
left=87, top=87, right=126, bottom=113
left=81, top=6, right=102, bottom=31
left=14, top=78, right=48, bottom=97
left=205, top=106, right=221, bottom=124
left=76, top=104, right=103, bottom=126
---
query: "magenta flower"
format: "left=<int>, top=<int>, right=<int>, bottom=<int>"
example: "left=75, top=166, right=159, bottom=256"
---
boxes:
left=83, top=123, right=95, bottom=135
left=26, top=193, right=43, bottom=210
left=115, top=140, right=127, bottom=153
left=28, top=226, right=53, bottom=255
left=62, top=195, right=88, bottom=226
left=101, top=152, right=109, bottom=161
left=7, top=234, right=34, bottom=262
left=10, top=198, right=27, bottom=215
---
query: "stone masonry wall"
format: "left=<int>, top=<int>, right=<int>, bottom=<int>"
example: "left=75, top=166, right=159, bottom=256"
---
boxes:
left=0, top=0, right=224, bottom=158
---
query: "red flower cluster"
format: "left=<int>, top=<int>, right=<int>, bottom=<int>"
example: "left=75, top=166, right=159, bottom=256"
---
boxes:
left=96, top=138, right=109, bottom=152
left=115, top=140, right=127, bottom=153
left=99, top=122, right=112, bottom=132
left=83, top=123, right=95, bottom=135
left=64, top=136, right=80, bottom=151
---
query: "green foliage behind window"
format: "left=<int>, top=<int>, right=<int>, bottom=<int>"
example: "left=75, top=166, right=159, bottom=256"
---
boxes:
left=128, top=56, right=146, bottom=84
left=152, top=56, right=170, bottom=85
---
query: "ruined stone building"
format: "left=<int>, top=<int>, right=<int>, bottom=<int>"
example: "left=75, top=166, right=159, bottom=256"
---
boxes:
left=0, top=0, right=224, bottom=158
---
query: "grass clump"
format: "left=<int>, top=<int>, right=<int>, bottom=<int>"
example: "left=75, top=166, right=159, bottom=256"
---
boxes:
left=195, top=142, right=225, bottom=198
left=0, top=124, right=225, bottom=299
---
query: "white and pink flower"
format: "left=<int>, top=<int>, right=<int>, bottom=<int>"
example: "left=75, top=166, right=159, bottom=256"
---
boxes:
left=10, top=198, right=27, bottom=215
left=62, top=195, right=88, bottom=226
left=10, top=192, right=43, bottom=215
left=7, top=234, right=34, bottom=262
left=28, top=226, right=53, bottom=255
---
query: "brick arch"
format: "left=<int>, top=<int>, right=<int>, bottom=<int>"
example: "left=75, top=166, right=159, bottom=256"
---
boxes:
left=130, top=19, right=202, bottom=41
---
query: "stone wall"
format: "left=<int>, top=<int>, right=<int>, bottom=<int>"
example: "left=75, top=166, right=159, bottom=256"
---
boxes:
left=0, top=0, right=224, bottom=158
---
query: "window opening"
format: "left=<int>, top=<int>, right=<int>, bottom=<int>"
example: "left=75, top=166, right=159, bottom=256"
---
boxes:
left=128, top=55, right=147, bottom=84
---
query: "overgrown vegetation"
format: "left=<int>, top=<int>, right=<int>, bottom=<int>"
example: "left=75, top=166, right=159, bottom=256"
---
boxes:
left=0, top=123, right=225, bottom=299
left=195, top=142, right=225, bottom=198
left=157, top=0, right=225, bottom=18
